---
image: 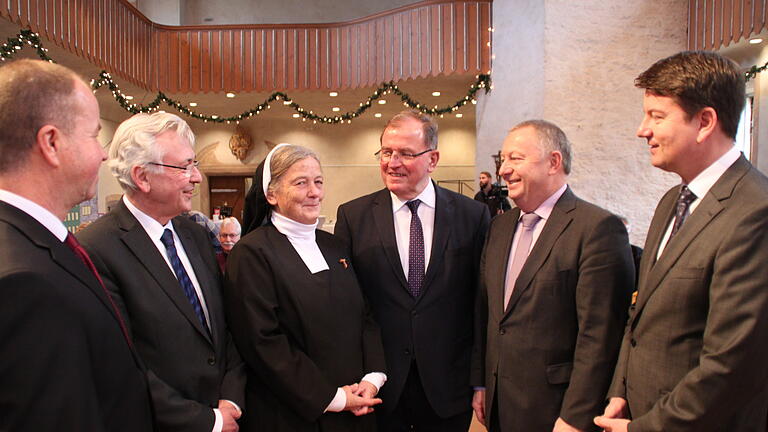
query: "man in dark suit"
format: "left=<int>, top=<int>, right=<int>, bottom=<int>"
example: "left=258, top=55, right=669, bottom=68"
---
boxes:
left=335, top=110, right=490, bottom=431
left=0, top=59, right=153, bottom=431
left=595, top=52, right=768, bottom=432
left=78, top=112, right=245, bottom=432
left=471, top=120, right=634, bottom=432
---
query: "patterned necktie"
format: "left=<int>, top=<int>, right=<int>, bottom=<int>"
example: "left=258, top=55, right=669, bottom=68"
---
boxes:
left=160, top=229, right=209, bottom=331
left=504, top=212, right=541, bottom=310
left=670, top=185, right=697, bottom=238
left=406, top=199, right=424, bottom=298
left=65, top=233, right=133, bottom=348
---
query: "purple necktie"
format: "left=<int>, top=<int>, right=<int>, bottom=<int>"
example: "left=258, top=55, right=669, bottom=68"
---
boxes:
left=504, top=212, right=541, bottom=310
left=406, top=200, right=424, bottom=298
left=670, top=185, right=697, bottom=238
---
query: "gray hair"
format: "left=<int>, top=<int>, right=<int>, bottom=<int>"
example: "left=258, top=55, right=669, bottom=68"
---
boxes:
left=380, top=109, right=438, bottom=150
left=266, top=144, right=321, bottom=198
left=108, top=112, right=195, bottom=191
left=219, top=217, right=241, bottom=235
left=509, top=119, right=572, bottom=175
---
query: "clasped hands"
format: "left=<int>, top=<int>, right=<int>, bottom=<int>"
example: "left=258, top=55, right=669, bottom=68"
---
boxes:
left=343, top=380, right=382, bottom=416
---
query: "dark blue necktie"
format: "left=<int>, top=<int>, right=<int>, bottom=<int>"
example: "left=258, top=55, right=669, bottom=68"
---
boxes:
left=406, top=200, right=424, bottom=298
left=160, top=229, right=209, bottom=331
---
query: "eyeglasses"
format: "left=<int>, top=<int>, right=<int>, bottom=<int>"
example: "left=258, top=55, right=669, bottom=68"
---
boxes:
left=148, top=160, right=200, bottom=177
left=374, top=148, right=432, bottom=162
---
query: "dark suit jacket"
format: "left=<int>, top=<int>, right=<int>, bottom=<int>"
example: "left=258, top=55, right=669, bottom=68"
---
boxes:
left=472, top=187, right=634, bottom=432
left=223, top=225, right=386, bottom=432
left=0, top=201, right=153, bottom=431
left=335, top=184, right=490, bottom=418
left=78, top=199, right=245, bottom=432
left=608, top=156, right=768, bottom=432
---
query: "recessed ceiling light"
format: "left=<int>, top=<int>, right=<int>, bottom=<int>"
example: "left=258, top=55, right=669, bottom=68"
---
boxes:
left=292, top=113, right=301, bottom=118
left=283, top=100, right=292, bottom=105
left=374, top=113, right=382, bottom=118
left=332, top=107, right=341, bottom=112
left=455, top=113, right=463, bottom=118
left=749, top=38, right=763, bottom=44
left=226, top=92, right=235, bottom=98
left=471, top=100, right=477, bottom=105
left=211, top=115, right=218, bottom=119
left=329, top=91, right=339, bottom=97
left=431, top=91, right=441, bottom=97
left=189, top=102, right=198, bottom=107
left=124, top=95, right=134, bottom=100
left=378, top=100, right=387, bottom=105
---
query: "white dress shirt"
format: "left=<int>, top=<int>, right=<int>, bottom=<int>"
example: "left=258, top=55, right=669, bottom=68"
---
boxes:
left=656, top=146, right=741, bottom=259
left=0, top=190, right=68, bottom=241
left=508, top=184, right=568, bottom=261
left=391, top=180, right=436, bottom=277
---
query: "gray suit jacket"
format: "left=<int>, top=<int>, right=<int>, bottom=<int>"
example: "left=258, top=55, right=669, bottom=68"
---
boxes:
left=472, top=187, right=634, bottom=432
left=78, top=199, right=245, bottom=432
left=608, top=156, right=768, bottom=431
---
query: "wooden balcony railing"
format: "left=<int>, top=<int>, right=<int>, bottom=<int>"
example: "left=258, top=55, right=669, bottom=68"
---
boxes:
left=0, top=0, right=492, bottom=93
left=689, top=0, right=767, bottom=50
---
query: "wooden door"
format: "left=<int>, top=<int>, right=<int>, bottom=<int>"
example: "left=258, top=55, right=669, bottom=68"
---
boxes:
left=208, top=176, right=250, bottom=223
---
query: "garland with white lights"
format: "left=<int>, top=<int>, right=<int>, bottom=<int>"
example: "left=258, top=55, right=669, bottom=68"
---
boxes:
left=2, top=29, right=489, bottom=124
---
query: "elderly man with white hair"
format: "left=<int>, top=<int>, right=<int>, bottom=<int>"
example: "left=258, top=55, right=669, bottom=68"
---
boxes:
left=216, top=217, right=241, bottom=273
left=77, top=112, right=246, bottom=432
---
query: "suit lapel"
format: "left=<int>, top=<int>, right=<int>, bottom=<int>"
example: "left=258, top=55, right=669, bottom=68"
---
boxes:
left=371, top=189, right=409, bottom=291
left=633, top=156, right=750, bottom=323
left=115, top=202, right=213, bottom=344
left=422, top=184, right=452, bottom=300
left=503, top=188, right=575, bottom=320
left=490, top=209, right=520, bottom=322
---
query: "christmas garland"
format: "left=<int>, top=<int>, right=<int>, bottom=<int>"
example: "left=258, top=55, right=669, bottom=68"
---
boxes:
left=2, top=29, right=490, bottom=124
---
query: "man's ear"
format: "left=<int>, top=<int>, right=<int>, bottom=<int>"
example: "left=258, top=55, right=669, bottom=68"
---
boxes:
left=696, top=107, right=718, bottom=143
left=548, top=151, right=563, bottom=174
left=131, top=165, right=152, bottom=193
left=427, top=150, right=440, bottom=173
left=35, top=125, right=64, bottom=168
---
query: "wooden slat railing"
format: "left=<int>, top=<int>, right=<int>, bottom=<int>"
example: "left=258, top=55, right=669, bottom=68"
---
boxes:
left=0, top=0, right=492, bottom=93
left=689, top=0, right=767, bottom=50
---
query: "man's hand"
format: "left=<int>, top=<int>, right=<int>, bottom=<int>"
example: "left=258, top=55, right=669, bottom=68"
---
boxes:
left=351, top=381, right=379, bottom=416
left=594, top=398, right=630, bottom=432
left=472, top=389, right=486, bottom=426
left=553, top=417, right=584, bottom=432
left=219, top=400, right=241, bottom=432
left=342, top=384, right=382, bottom=416
left=593, top=417, right=629, bottom=432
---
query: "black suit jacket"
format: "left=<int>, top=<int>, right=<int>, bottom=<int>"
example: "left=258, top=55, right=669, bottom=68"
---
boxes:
left=0, top=201, right=153, bottom=431
left=78, top=199, right=245, bottom=432
left=471, top=187, right=634, bottom=431
left=335, top=184, right=490, bottom=417
left=609, top=156, right=768, bottom=431
left=223, top=225, right=386, bottom=432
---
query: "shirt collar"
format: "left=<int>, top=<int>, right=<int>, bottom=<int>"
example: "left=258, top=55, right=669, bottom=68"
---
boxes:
left=390, top=179, right=436, bottom=213
left=0, top=189, right=69, bottom=241
left=685, top=146, right=741, bottom=200
left=520, top=183, right=567, bottom=222
left=123, top=195, right=175, bottom=240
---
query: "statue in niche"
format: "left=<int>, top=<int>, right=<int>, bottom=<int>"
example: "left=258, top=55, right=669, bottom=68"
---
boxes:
left=229, top=125, right=253, bottom=161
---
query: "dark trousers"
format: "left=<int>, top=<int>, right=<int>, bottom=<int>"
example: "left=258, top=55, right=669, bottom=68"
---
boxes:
left=377, top=362, right=472, bottom=432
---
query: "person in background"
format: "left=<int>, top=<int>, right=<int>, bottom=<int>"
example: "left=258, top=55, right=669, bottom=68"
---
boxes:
left=217, top=217, right=241, bottom=273
left=224, top=143, right=386, bottom=431
left=0, top=59, right=153, bottom=431
left=187, top=209, right=223, bottom=253
left=474, top=170, right=511, bottom=216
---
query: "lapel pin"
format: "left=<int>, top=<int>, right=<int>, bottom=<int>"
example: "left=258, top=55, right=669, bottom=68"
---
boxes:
left=339, top=258, right=348, bottom=269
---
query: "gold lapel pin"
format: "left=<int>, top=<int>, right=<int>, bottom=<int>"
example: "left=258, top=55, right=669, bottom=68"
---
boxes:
left=339, top=258, right=348, bottom=269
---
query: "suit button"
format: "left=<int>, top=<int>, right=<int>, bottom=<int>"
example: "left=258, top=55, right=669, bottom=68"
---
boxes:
left=499, top=329, right=506, bottom=335
left=404, top=349, right=410, bottom=355
left=208, top=357, right=216, bottom=366
left=630, top=338, right=637, bottom=347
left=411, top=311, right=418, bottom=317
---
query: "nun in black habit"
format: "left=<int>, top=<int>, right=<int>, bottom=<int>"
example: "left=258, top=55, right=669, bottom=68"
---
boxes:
left=224, top=143, right=387, bottom=432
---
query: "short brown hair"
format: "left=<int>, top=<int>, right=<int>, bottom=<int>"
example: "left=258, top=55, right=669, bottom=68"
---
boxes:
left=480, top=171, right=492, bottom=178
left=635, top=51, right=745, bottom=139
left=0, top=59, right=83, bottom=173
left=380, top=109, right=438, bottom=150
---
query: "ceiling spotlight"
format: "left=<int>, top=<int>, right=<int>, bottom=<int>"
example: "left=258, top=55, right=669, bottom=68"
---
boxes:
left=431, top=91, right=441, bottom=97
left=378, top=100, right=387, bottom=104
left=332, top=107, right=341, bottom=112
left=283, top=100, right=292, bottom=105
left=329, top=91, right=339, bottom=97
left=749, top=38, right=763, bottom=44
left=211, top=115, right=218, bottom=119
left=471, top=99, right=477, bottom=105
left=292, top=113, right=301, bottom=118
left=226, top=92, right=236, bottom=98
left=374, top=113, right=382, bottom=118
left=189, top=102, right=198, bottom=107
left=124, top=95, right=134, bottom=100
left=455, top=113, right=463, bottom=118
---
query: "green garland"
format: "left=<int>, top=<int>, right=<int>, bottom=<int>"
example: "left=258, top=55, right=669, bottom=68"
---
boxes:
left=2, top=29, right=490, bottom=124
left=746, top=60, right=768, bottom=81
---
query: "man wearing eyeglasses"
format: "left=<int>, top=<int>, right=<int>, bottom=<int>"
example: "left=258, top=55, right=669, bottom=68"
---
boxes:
left=77, top=113, right=246, bottom=432
left=335, top=110, right=490, bottom=431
